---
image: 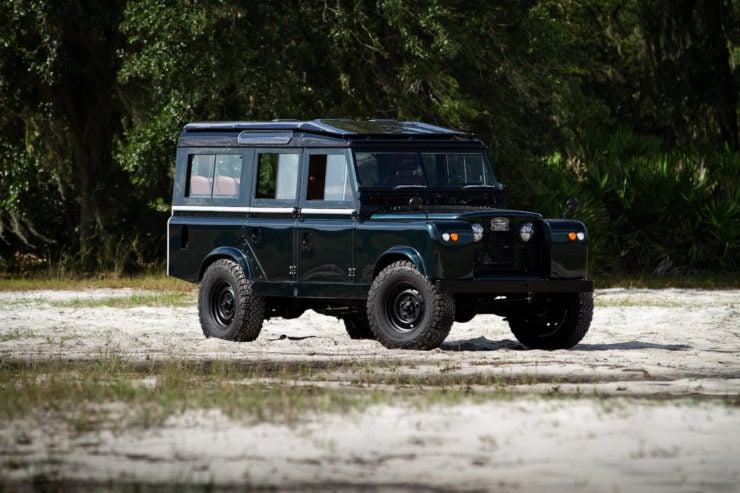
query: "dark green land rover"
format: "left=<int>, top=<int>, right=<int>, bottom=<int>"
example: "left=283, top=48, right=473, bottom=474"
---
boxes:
left=167, top=119, right=593, bottom=350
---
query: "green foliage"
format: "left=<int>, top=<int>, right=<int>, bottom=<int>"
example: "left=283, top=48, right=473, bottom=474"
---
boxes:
left=538, top=129, right=739, bottom=274
left=0, top=0, right=737, bottom=277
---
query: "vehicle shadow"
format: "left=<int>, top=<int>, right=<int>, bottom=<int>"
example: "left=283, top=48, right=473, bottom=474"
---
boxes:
left=268, top=334, right=318, bottom=342
left=440, top=337, right=524, bottom=351
left=574, top=341, right=692, bottom=351
left=440, top=337, right=691, bottom=352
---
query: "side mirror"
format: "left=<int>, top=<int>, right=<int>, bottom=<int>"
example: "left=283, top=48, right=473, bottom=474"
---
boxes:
left=563, top=198, right=579, bottom=218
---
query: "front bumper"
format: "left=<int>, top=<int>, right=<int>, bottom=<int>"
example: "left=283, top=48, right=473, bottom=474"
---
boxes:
left=436, top=278, right=594, bottom=294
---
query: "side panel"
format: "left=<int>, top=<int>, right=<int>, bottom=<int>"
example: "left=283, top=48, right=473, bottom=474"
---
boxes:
left=355, top=221, right=437, bottom=284
left=168, top=215, right=246, bottom=283
left=168, top=147, right=252, bottom=282
left=245, top=211, right=296, bottom=296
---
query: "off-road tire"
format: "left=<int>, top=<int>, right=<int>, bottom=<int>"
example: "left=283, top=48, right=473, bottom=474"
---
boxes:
left=343, top=315, right=375, bottom=340
left=367, top=261, right=455, bottom=350
left=198, top=259, right=265, bottom=341
left=508, top=292, right=593, bottom=349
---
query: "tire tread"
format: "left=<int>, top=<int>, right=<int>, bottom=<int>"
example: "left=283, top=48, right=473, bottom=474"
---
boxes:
left=198, top=259, right=265, bottom=342
left=367, top=261, right=454, bottom=350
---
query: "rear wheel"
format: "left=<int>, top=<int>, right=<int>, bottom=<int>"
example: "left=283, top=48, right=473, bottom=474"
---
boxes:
left=508, top=292, right=593, bottom=349
left=367, top=261, right=455, bottom=350
left=198, top=259, right=265, bottom=341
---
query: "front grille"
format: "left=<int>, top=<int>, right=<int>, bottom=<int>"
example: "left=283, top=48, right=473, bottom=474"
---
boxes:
left=481, top=230, right=515, bottom=268
left=474, top=217, right=547, bottom=275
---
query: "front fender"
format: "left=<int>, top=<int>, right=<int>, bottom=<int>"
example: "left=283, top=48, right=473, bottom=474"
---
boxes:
left=373, top=246, right=428, bottom=278
left=542, top=219, right=589, bottom=279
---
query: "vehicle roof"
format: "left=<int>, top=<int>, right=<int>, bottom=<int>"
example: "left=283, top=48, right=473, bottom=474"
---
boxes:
left=184, top=119, right=470, bottom=136
left=178, top=119, right=480, bottom=148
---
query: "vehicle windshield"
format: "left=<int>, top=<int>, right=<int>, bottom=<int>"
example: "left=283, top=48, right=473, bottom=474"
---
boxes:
left=353, top=151, right=497, bottom=189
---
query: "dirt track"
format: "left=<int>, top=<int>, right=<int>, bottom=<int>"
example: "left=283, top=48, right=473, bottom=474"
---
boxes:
left=1, top=288, right=739, bottom=492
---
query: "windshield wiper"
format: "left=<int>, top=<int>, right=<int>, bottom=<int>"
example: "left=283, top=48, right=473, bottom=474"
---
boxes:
left=463, top=184, right=496, bottom=189
left=393, top=185, right=427, bottom=189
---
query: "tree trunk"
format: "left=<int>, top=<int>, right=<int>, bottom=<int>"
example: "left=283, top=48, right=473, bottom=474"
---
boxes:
left=702, top=0, right=738, bottom=149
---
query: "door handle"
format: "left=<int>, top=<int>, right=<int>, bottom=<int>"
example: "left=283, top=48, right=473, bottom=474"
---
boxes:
left=301, top=232, right=312, bottom=251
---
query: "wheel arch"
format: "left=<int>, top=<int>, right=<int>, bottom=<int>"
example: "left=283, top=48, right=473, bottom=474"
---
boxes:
left=372, top=246, right=428, bottom=279
left=199, top=247, right=255, bottom=282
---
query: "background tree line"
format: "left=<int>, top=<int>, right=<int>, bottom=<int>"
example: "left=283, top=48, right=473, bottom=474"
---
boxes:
left=0, top=0, right=737, bottom=276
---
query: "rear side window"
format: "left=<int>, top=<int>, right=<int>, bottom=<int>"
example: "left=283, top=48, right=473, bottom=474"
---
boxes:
left=186, top=154, right=242, bottom=199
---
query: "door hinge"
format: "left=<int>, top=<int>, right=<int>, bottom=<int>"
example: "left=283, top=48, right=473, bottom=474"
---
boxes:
left=289, top=265, right=297, bottom=278
left=348, top=267, right=357, bottom=279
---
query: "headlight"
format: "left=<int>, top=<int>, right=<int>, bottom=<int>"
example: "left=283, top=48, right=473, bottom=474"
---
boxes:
left=471, top=223, right=484, bottom=242
left=519, top=222, right=534, bottom=242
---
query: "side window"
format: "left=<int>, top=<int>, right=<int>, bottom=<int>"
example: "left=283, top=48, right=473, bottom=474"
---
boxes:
left=255, top=152, right=299, bottom=200
left=306, top=153, right=353, bottom=202
left=187, top=155, right=215, bottom=198
left=187, top=153, right=242, bottom=199
left=214, top=155, right=242, bottom=198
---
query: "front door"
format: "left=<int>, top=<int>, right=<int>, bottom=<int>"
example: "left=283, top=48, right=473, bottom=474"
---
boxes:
left=296, top=150, right=357, bottom=298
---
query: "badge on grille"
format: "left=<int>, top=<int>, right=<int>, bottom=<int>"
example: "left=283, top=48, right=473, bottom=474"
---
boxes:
left=490, top=217, right=510, bottom=232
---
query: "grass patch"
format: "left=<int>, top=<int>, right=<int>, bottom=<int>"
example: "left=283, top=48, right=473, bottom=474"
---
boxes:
left=592, top=273, right=740, bottom=290
left=48, top=291, right=195, bottom=309
left=0, top=358, right=376, bottom=431
left=592, top=296, right=686, bottom=308
left=3, top=357, right=735, bottom=436
left=0, top=357, right=554, bottom=433
left=0, top=274, right=195, bottom=292
left=0, top=328, right=38, bottom=342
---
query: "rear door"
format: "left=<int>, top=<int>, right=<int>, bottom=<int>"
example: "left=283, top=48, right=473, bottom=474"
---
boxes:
left=246, top=150, right=300, bottom=296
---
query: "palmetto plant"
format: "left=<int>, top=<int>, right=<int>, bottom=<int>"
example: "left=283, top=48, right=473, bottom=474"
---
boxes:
left=538, top=129, right=738, bottom=274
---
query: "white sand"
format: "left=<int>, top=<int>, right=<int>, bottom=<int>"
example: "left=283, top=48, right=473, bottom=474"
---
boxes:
left=1, top=288, right=739, bottom=491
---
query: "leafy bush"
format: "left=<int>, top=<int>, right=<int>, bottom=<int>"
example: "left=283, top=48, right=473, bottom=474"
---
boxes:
left=530, top=129, right=738, bottom=275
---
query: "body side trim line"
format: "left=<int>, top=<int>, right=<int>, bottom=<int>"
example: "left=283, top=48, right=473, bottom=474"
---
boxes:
left=172, top=205, right=356, bottom=215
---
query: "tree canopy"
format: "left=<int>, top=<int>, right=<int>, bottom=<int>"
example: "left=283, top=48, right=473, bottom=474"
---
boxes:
left=1, top=0, right=737, bottom=275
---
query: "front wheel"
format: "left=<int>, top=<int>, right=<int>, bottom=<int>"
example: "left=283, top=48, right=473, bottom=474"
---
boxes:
left=198, top=259, right=265, bottom=341
left=367, top=261, right=455, bottom=350
left=508, top=292, right=593, bottom=349
left=342, top=315, right=375, bottom=340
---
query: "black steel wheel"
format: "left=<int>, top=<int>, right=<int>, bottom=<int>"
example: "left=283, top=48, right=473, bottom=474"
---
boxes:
left=198, top=259, right=265, bottom=341
left=508, top=292, right=593, bottom=349
left=367, top=261, right=454, bottom=350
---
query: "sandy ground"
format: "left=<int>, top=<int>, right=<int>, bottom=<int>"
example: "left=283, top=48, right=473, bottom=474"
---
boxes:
left=1, top=288, right=739, bottom=492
